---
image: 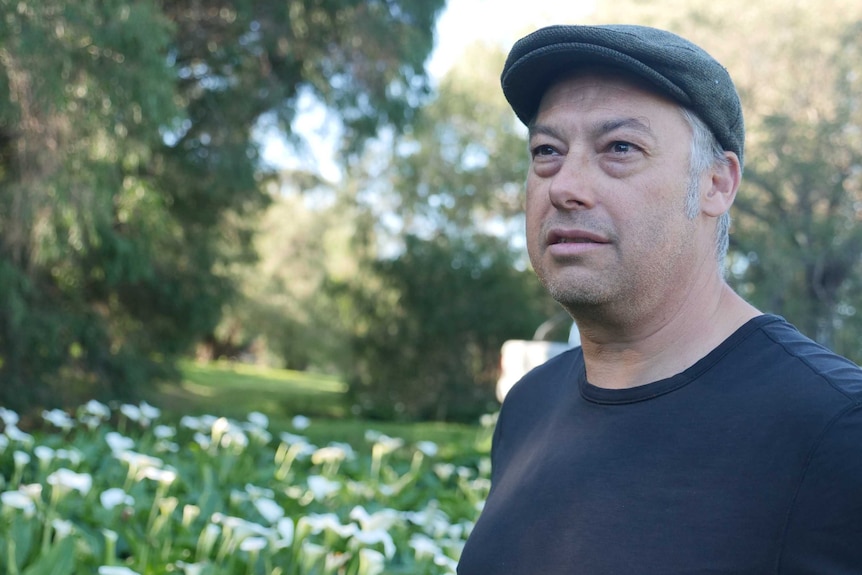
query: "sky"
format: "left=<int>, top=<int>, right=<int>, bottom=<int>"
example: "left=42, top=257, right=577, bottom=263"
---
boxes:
left=261, top=0, right=598, bottom=181
left=428, top=0, right=597, bottom=80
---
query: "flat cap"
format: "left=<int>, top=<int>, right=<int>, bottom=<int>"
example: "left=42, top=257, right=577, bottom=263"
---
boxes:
left=501, top=24, right=745, bottom=167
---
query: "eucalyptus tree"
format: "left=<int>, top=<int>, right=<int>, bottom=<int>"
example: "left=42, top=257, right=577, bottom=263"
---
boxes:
left=0, top=0, right=444, bottom=409
left=336, top=43, right=559, bottom=421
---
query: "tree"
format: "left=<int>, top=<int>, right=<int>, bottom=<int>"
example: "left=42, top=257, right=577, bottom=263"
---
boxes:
left=0, top=0, right=444, bottom=411
left=729, top=19, right=862, bottom=357
left=331, top=42, right=559, bottom=421
left=345, top=233, right=552, bottom=421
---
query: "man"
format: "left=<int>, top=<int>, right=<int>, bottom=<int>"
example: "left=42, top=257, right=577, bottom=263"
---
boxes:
left=457, top=24, right=862, bottom=574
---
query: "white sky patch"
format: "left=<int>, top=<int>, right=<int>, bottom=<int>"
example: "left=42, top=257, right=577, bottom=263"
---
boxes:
left=428, top=0, right=598, bottom=80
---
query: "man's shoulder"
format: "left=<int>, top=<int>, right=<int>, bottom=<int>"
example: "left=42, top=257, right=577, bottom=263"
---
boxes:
left=752, top=315, right=862, bottom=399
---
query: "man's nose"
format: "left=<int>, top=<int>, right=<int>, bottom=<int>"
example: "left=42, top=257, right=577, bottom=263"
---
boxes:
left=547, top=155, right=597, bottom=211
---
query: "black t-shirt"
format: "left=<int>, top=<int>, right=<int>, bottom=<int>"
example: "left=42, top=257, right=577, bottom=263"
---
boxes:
left=458, top=315, right=862, bottom=574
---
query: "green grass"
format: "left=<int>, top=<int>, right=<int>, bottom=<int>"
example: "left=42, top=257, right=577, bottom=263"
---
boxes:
left=150, top=360, right=347, bottom=421
left=147, top=360, right=486, bottom=451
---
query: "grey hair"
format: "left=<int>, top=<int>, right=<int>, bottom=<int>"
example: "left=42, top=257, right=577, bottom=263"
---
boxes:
left=680, top=107, right=733, bottom=269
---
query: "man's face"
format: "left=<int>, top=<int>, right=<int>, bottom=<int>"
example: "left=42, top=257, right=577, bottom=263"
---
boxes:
left=525, top=70, right=712, bottom=320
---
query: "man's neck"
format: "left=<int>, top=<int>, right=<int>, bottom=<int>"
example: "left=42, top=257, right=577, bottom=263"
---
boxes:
left=573, top=282, right=761, bottom=390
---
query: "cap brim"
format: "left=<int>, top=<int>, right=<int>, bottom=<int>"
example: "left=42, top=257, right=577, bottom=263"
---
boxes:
left=502, top=43, right=693, bottom=125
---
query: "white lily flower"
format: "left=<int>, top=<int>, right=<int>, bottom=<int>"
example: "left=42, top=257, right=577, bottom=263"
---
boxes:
left=416, top=440, right=439, bottom=457
left=301, top=541, right=327, bottom=562
left=100, top=487, right=134, bottom=510
left=13, top=450, right=30, bottom=467
left=182, top=504, right=200, bottom=527
left=175, top=561, right=207, bottom=575
left=402, top=504, right=453, bottom=537
left=179, top=415, right=203, bottom=431
left=197, top=523, right=221, bottom=557
left=409, top=533, right=442, bottom=560
left=252, top=496, right=284, bottom=523
left=306, top=475, right=341, bottom=500
left=311, top=444, right=351, bottom=465
left=155, top=440, right=180, bottom=453
left=299, top=512, right=358, bottom=538
left=350, top=505, right=401, bottom=533
left=352, top=528, right=396, bottom=559
left=210, top=416, right=230, bottom=439
left=433, top=463, right=456, bottom=481
left=47, top=468, right=93, bottom=496
left=0, top=434, right=8, bottom=453
left=211, top=513, right=271, bottom=538
left=220, top=427, right=248, bottom=450
left=105, top=431, right=135, bottom=454
left=244, top=484, right=275, bottom=499
left=1, top=490, right=36, bottom=515
left=34, top=445, right=55, bottom=463
left=273, top=517, right=294, bottom=548
left=6, top=426, right=34, bottom=446
left=52, top=518, right=74, bottom=539
left=243, top=423, right=272, bottom=444
left=55, top=447, right=83, bottom=466
left=119, top=403, right=142, bottom=422
left=371, top=433, right=404, bottom=454
left=193, top=432, right=211, bottom=450
left=19, top=483, right=43, bottom=501
left=239, top=536, right=268, bottom=552
left=139, top=401, right=161, bottom=421
left=153, top=425, right=175, bottom=439
left=98, top=566, right=141, bottom=575
left=278, top=431, right=308, bottom=445
left=0, top=407, right=21, bottom=427
left=358, top=548, right=387, bottom=575
left=82, top=399, right=111, bottom=419
left=0, top=407, right=20, bottom=426
left=117, top=450, right=163, bottom=473
left=433, top=554, right=460, bottom=574
left=364, top=429, right=382, bottom=442
left=247, top=411, right=269, bottom=428
left=325, top=552, right=351, bottom=571
left=42, top=408, right=75, bottom=431
left=291, top=415, right=311, bottom=430
left=138, top=466, right=177, bottom=486
left=79, top=415, right=103, bottom=430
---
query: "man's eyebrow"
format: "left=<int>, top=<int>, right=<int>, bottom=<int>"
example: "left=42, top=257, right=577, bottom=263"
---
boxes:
left=528, top=117, right=658, bottom=141
left=527, top=123, right=562, bottom=140
left=591, top=117, right=656, bottom=140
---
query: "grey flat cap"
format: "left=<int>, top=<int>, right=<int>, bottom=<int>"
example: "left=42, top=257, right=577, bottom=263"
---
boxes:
left=501, top=24, right=745, bottom=168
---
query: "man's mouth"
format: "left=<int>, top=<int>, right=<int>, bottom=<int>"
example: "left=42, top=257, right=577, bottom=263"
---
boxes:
left=556, top=237, right=597, bottom=244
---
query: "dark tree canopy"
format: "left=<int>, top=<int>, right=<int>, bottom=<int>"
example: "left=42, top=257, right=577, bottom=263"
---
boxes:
left=0, top=0, right=444, bottom=410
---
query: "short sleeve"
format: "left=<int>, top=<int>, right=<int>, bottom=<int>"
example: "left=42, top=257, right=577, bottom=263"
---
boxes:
left=779, top=404, right=862, bottom=574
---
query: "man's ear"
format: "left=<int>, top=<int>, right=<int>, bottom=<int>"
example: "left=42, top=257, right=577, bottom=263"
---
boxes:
left=702, top=151, right=741, bottom=217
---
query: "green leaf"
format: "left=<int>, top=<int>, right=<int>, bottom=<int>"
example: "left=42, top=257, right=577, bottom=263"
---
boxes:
left=21, top=537, right=75, bottom=575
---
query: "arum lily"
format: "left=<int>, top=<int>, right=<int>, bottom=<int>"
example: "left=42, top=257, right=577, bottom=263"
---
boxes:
left=47, top=468, right=93, bottom=497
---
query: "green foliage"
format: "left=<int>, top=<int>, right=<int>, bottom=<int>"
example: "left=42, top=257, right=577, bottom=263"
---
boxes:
left=0, top=399, right=492, bottom=573
left=344, top=234, right=554, bottom=422
left=0, top=0, right=445, bottom=411
left=725, top=17, right=862, bottom=357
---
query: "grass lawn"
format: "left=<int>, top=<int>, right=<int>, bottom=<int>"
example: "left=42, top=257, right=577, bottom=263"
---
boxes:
left=147, top=359, right=487, bottom=452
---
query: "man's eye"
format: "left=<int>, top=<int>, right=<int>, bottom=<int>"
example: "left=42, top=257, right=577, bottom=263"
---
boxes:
left=531, top=144, right=557, bottom=158
left=610, top=141, right=636, bottom=153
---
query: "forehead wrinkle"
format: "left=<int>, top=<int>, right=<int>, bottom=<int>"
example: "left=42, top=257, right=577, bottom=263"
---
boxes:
left=528, top=116, right=658, bottom=144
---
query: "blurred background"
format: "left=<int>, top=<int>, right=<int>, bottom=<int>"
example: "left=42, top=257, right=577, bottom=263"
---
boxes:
left=2, top=0, right=861, bottom=425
